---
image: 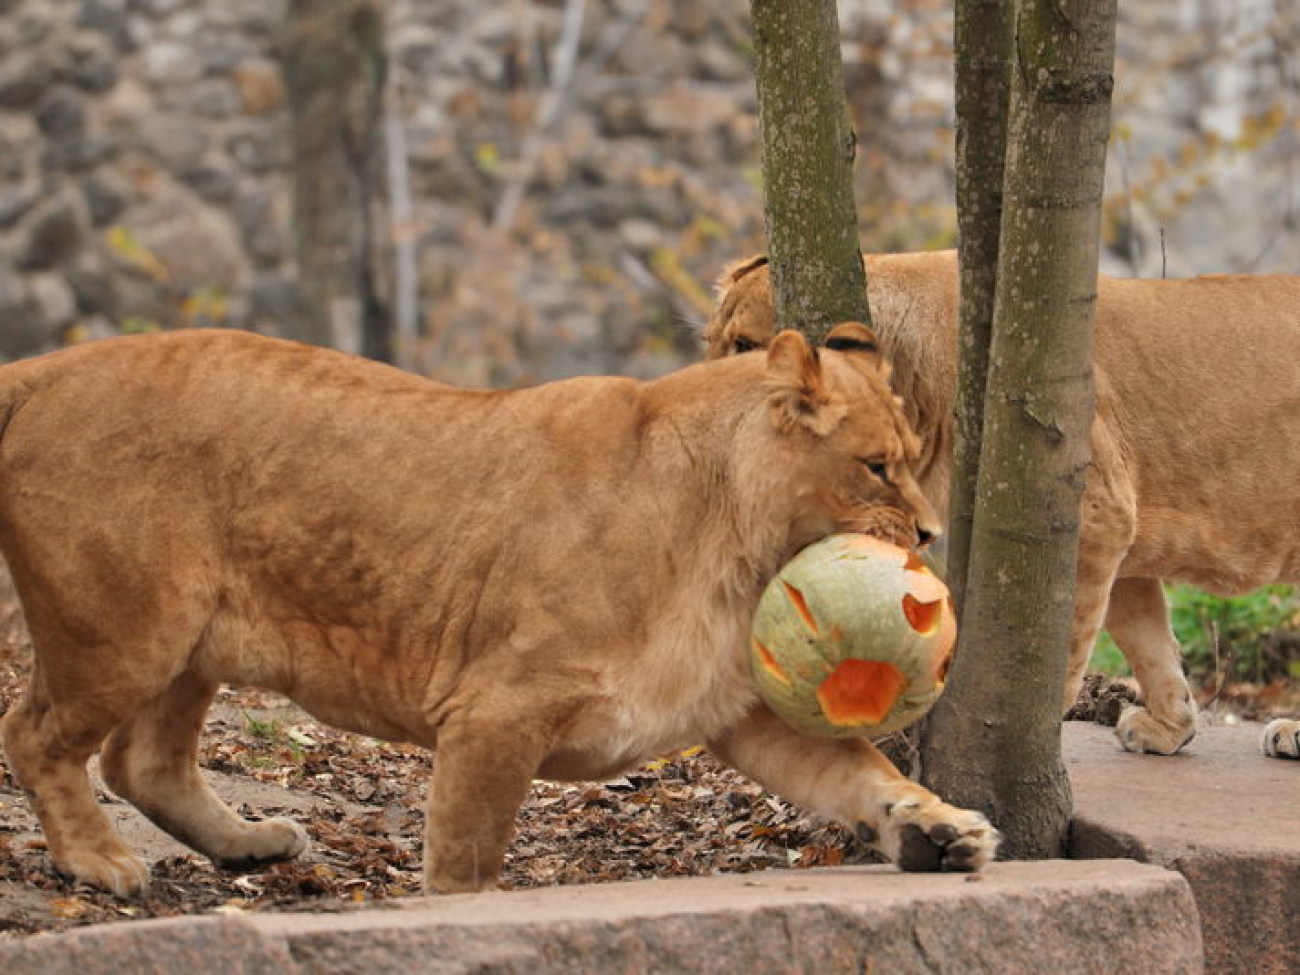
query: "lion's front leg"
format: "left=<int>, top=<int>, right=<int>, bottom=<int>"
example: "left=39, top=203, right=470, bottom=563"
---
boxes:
left=711, top=705, right=1000, bottom=872
left=1261, top=719, right=1300, bottom=759
left=423, top=706, right=557, bottom=894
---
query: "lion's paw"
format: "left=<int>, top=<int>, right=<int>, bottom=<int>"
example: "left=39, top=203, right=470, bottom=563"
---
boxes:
left=211, top=817, right=309, bottom=870
left=1261, top=718, right=1300, bottom=759
left=56, top=844, right=150, bottom=897
left=861, top=800, right=1000, bottom=872
left=1115, top=703, right=1196, bottom=755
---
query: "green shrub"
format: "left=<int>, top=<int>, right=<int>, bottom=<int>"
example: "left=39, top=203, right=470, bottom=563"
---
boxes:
left=1167, top=583, right=1300, bottom=683
left=1087, top=584, right=1300, bottom=682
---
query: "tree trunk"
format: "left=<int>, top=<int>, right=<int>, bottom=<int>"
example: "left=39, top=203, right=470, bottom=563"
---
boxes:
left=944, top=0, right=1014, bottom=615
left=284, top=0, right=391, bottom=361
left=750, top=0, right=869, bottom=339
left=922, top=0, right=1117, bottom=858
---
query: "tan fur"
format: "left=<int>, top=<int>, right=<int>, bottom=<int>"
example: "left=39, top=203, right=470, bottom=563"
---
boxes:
left=0, top=327, right=999, bottom=896
left=705, top=251, right=1300, bottom=758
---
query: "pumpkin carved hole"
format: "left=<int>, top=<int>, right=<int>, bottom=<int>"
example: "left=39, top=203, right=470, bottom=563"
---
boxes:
left=782, top=581, right=819, bottom=635
left=752, top=638, right=790, bottom=685
left=902, top=594, right=942, bottom=635
left=817, top=659, right=906, bottom=726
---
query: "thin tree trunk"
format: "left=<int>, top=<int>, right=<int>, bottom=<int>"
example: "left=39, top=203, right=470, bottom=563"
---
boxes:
left=923, top=0, right=1117, bottom=858
left=284, top=0, right=391, bottom=360
left=750, top=0, right=869, bottom=338
left=944, top=0, right=1014, bottom=615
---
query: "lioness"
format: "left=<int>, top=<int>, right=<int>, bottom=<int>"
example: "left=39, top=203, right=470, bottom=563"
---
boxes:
left=0, top=326, right=998, bottom=896
left=705, top=252, right=1300, bottom=760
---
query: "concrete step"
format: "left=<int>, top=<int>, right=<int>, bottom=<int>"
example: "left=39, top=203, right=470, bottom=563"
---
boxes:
left=0, top=859, right=1200, bottom=975
left=1066, top=720, right=1300, bottom=975
left=4, top=721, right=1294, bottom=974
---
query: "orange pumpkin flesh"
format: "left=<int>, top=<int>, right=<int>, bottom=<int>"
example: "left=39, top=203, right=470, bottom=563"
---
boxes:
left=817, top=659, right=907, bottom=726
left=782, top=581, right=819, bottom=635
left=752, top=638, right=790, bottom=685
left=902, top=593, right=943, bottom=634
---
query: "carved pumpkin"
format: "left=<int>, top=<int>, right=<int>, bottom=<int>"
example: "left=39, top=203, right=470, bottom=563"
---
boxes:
left=750, top=534, right=956, bottom=738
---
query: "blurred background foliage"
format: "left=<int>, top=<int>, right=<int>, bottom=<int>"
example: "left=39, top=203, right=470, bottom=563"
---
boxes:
left=1091, top=584, right=1300, bottom=687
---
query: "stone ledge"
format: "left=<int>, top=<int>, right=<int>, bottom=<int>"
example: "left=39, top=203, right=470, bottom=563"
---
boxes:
left=1066, top=721, right=1300, bottom=975
left=0, top=860, right=1201, bottom=975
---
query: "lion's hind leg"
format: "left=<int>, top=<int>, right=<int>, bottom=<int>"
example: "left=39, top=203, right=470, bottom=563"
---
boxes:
left=100, top=670, right=309, bottom=870
left=2, top=664, right=152, bottom=896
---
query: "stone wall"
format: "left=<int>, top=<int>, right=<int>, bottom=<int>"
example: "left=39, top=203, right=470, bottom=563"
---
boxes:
left=0, top=0, right=1296, bottom=384
left=0, top=0, right=296, bottom=359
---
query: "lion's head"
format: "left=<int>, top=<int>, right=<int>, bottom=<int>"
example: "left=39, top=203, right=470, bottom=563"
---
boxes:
left=724, top=321, right=940, bottom=555
left=704, top=252, right=961, bottom=519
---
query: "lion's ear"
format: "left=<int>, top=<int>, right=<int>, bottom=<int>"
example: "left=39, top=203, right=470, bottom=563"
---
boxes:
left=823, top=320, right=891, bottom=383
left=716, top=255, right=770, bottom=293
left=764, top=330, right=846, bottom=435
left=823, top=321, right=880, bottom=357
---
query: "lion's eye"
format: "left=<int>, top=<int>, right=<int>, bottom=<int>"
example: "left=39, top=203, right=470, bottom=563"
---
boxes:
left=862, top=459, right=889, bottom=479
left=733, top=337, right=759, bottom=354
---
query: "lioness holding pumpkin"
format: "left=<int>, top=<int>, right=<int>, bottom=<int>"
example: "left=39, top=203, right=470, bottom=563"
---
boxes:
left=0, top=326, right=998, bottom=896
left=705, top=251, right=1300, bottom=759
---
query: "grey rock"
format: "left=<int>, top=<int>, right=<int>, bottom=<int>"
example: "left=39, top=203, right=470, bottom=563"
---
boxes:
left=77, top=1, right=134, bottom=52
left=225, top=122, right=289, bottom=174
left=203, top=41, right=258, bottom=75
left=695, top=40, right=750, bottom=83
left=130, top=0, right=188, bottom=17
left=0, top=269, right=48, bottom=359
left=26, top=272, right=78, bottom=331
left=0, top=268, right=74, bottom=357
left=239, top=207, right=287, bottom=268
left=60, top=32, right=121, bottom=92
left=0, top=52, right=53, bottom=110
left=13, top=8, right=56, bottom=48
left=15, top=194, right=86, bottom=271
left=0, top=265, right=26, bottom=318
left=120, top=183, right=248, bottom=290
left=180, top=164, right=237, bottom=205
left=159, top=10, right=205, bottom=43
left=65, top=259, right=119, bottom=317
left=40, top=135, right=118, bottom=174
left=180, top=79, right=243, bottom=120
left=138, top=114, right=209, bottom=172
left=0, top=130, right=28, bottom=181
left=36, top=86, right=87, bottom=139
left=247, top=273, right=311, bottom=329
left=0, top=186, right=42, bottom=230
left=205, top=0, right=285, bottom=34
left=543, top=185, right=690, bottom=230
left=81, top=172, right=129, bottom=226
left=141, top=41, right=204, bottom=86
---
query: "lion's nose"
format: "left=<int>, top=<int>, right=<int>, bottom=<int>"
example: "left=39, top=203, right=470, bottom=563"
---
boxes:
left=916, top=527, right=936, bottom=548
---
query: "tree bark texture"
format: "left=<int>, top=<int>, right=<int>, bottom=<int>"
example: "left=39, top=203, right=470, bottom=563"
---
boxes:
left=284, top=0, right=392, bottom=361
left=945, top=0, right=1014, bottom=617
left=923, top=0, right=1117, bottom=859
left=750, top=0, right=870, bottom=340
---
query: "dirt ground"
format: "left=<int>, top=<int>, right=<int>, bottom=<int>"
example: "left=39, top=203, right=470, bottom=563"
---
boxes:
left=2, top=586, right=1295, bottom=940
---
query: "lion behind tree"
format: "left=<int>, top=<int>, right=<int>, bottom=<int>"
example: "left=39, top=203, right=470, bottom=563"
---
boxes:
left=706, top=250, right=1300, bottom=761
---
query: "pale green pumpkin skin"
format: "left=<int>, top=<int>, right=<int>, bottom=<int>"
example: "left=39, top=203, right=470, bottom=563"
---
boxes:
left=750, top=534, right=956, bottom=738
